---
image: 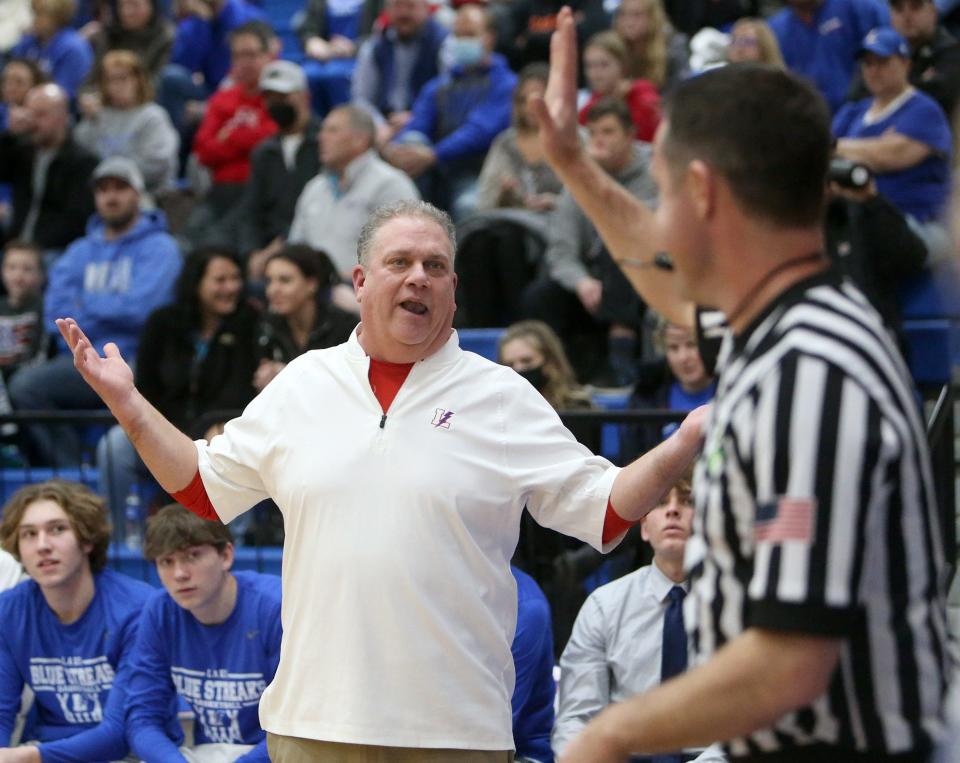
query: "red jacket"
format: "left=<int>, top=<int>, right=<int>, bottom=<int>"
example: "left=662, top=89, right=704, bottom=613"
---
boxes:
left=579, top=79, right=661, bottom=143
left=193, top=84, right=277, bottom=184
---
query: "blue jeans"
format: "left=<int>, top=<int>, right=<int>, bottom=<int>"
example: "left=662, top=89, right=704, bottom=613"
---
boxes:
left=97, top=425, right=151, bottom=531
left=8, top=355, right=107, bottom=467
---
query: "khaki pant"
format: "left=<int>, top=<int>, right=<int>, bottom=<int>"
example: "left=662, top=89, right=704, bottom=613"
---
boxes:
left=266, top=734, right=514, bottom=763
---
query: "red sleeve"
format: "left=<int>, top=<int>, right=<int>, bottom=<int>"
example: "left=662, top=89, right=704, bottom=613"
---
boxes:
left=601, top=498, right=637, bottom=545
left=171, top=470, right=220, bottom=522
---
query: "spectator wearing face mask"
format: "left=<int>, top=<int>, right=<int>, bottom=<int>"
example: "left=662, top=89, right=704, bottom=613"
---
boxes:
left=383, top=3, right=517, bottom=220
left=239, top=61, right=321, bottom=285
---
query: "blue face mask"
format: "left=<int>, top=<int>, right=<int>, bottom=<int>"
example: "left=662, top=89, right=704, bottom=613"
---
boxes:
left=448, top=36, right=485, bottom=68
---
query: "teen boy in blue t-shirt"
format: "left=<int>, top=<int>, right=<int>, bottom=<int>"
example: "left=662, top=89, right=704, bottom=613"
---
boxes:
left=125, top=504, right=282, bottom=763
left=0, top=480, right=158, bottom=763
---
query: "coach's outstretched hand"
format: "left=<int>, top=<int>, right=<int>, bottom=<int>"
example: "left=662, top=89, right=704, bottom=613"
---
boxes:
left=56, top=316, right=199, bottom=492
left=56, top=317, right=135, bottom=410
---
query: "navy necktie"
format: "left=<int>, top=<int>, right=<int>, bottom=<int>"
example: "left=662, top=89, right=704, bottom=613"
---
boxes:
left=661, top=585, right=687, bottom=682
left=649, top=586, right=689, bottom=763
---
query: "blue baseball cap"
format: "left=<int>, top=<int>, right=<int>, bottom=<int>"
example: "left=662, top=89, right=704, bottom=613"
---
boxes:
left=858, top=27, right=910, bottom=58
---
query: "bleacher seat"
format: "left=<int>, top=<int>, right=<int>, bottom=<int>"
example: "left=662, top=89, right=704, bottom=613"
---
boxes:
left=458, top=328, right=505, bottom=362
left=900, top=262, right=960, bottom=386
left=591, top=390, right=631, bottom=464
left=107, top=546, right=283, bottom=585
left=0, top=468, right=100, bottom=504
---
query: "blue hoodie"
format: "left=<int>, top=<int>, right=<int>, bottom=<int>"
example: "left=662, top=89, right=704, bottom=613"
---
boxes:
left=10, top=29, right=94, bottom=99
left=125, top=571, right=282, bottom=763
left=396, top=52, right=517, bottom=164
left=0, top=570, right=165, bottom=763
left=45, top=210, right=181, bottom=361
left=170, top=0, right=268, bottom=91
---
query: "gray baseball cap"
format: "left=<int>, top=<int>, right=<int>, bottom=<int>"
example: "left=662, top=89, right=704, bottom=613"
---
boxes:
left=259, top=60, right=308, bottom=94
left=91, top=156, right=145, bottom=194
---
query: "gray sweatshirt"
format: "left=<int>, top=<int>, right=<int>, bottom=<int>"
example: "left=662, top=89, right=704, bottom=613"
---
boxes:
left=544, top=142, right=658, bottom=292
left=74, top=103, right=179, bottom=193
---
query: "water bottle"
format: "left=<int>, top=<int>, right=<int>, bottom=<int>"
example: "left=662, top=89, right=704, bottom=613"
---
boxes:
left=124, top=490, right=143, bottom=551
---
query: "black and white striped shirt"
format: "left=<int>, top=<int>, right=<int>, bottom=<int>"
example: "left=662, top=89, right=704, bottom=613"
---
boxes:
left=686, top=271, right=950, bottom=758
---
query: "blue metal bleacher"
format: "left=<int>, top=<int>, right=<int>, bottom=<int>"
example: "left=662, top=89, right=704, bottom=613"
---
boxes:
left=458, top=327, right=505, bottom=361
left=900, top=262, right=960, bottom=386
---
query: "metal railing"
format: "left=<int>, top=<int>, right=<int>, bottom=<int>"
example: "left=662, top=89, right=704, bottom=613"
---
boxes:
left=0, top=388, right=954, bottom=584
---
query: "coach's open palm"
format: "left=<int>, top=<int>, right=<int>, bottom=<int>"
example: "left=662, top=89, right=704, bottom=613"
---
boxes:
left=55, top=318, right=135, bottom=410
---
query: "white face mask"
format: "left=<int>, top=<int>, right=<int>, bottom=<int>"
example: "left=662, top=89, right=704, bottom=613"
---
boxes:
left=447, top=36, right=485, bottom=67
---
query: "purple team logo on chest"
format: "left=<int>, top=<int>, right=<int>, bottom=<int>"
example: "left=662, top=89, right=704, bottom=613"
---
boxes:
left=431, top=408, right=454, bottom=429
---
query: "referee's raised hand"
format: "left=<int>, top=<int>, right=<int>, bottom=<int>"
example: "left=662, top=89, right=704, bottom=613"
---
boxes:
left=531, top=6, right=582, bottom=168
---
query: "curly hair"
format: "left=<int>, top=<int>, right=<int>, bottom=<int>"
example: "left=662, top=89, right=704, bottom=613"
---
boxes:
left=0, top=480, right=111, bottom=573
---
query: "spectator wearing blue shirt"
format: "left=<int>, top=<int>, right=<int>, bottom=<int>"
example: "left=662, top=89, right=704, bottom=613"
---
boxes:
left=126, top=504, right=282, bottom=763
left=10, top=0, right=94, bottom=99
left=350, top=0, right=448, bottom=143
left=156, top=0, right=267, bottom=133
left=833, top=27, right=952, bottom=223
left=8, top=157, right=181, bottom=467
left=622, top=320, right=716, bottom=463
left=768, top=0, right=889, bottom=112
left=511, top=565, right=556, bottom=763
left=0, top=480, right=160, bottom=763
left=384, top=4, right=517, bottom=220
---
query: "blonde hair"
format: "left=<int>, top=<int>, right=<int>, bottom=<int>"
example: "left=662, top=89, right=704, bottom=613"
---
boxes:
left=585, top=30, right=629, bottom=75
left=614, top=0, right=670, bottom=89
left=32, top=0, right=76, bottom=28
left=0, top=480, right=111, bottom=573
left=98, top=50, right=154, bottom=106
left=730, top=18, right=786, bottom=69
left=498, top=320, right=593, bottom=411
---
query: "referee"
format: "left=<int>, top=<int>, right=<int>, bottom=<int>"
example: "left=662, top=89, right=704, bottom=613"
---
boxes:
left=537, top=9, right=950, bottom=763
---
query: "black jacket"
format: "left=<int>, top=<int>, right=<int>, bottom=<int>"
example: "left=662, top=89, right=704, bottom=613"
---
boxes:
left=237, top=119, right=322, bottom=254
left=910, top=26, right=960, bottom=119
left=0, top=133, right=98, bottom=250
left=825, top=193, right=928, bottom=340
left=136, top=301, right=261, bottom=436
left=255, top=301, right=356, bottom=363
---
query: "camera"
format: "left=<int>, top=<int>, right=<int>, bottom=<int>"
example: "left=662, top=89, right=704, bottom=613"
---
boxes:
left=828, top=158, right=872, bottom=190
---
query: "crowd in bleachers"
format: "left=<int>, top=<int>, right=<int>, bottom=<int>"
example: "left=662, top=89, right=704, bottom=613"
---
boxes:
left=0, top=0, right=957, bottom=757
left=0, top=0, right=954, bottom=448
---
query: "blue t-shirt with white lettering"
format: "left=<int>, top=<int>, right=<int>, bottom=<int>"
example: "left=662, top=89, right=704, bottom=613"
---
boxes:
left=769, top=0, right=889, bottom=112
left=832, top=89, right=953, bottom=222
left=125, top=570, right=282, bottom=763
left=0, top=569, right=156, bottom=762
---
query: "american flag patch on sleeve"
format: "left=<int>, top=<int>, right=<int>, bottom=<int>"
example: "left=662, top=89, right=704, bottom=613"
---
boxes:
left=754, top=497, right=817, bottom=543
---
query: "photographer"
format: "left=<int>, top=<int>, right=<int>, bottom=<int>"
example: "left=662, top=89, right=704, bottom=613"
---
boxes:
left=825, top=158, right=928, bottom=344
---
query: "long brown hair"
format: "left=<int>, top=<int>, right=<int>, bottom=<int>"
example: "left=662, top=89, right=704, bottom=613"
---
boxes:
left=498, top=320, right=593, bottom=411
left=614, top=0, right=670, bottom=88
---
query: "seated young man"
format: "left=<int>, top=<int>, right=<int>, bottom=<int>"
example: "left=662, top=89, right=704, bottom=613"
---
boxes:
left=552, top=471, right=726, bottom=762
left=0, top=479, right=157, bottom=762
left=125, top=505, right=282, bottom=763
